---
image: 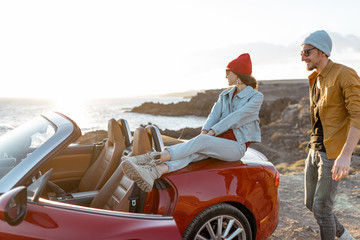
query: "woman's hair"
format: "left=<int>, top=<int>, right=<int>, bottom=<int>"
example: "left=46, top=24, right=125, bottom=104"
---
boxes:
left=235, top=73, right=258, bottom=89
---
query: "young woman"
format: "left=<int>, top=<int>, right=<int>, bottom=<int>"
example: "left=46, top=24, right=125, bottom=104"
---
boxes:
left=121, top=53, right=264, bottom=192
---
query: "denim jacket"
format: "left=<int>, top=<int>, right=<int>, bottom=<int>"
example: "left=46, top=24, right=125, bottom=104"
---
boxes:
left=202, top=86, right=264, bottom=144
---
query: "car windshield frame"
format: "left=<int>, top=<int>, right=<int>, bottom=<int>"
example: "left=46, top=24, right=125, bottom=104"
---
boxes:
left=0, top=116, right=57, bottom=179
left=0, top=112, right=81, bottom=193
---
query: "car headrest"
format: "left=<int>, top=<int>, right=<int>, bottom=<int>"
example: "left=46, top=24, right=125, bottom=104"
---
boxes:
left=131, top=127, right=152, bottom=156
left=107, top=118, right=124, bottom=144
left=146, top=125, right=164, bottom=152
left=118, top=119, right=132, bottom=147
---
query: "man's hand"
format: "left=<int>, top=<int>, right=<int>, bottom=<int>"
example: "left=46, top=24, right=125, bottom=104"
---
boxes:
left=331, top=126, right=360, bottom=181
left=332, top=153, right=351, bottom=181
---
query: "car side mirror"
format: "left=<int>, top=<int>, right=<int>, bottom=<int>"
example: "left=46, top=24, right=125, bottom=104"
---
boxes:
left=0, top=186, right=27, bottom=226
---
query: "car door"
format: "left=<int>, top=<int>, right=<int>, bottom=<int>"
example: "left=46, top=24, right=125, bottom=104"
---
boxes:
left=41, top=145, right=95, bottom=192
left=0, top=187, right=182, bottom=240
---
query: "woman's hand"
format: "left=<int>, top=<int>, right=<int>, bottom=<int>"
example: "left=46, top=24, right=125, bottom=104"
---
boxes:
left=207, top=129, right=215, bottom=136
left=200, top=130, right=208, bottom=135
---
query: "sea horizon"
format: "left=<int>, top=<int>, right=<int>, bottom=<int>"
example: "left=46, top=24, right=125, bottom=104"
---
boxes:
left=0, top=96, right=207, bottom=137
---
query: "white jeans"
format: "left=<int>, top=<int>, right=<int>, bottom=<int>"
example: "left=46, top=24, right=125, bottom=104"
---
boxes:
left=165, top=134, right=246, bottom=173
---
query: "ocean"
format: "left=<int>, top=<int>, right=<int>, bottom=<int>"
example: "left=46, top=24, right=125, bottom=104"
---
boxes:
left=0, top=97, right=207, bottom=136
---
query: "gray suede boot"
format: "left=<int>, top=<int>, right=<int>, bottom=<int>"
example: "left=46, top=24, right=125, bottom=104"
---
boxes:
left=122, top=152, right=161, bottom=165
left=121, top=159, right=162, bottom=192
left=339, top=229, right=355, bottom=240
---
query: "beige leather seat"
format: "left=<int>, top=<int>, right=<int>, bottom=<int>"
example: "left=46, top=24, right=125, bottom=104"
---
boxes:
left=78, top=118, right=126, bottom=192
left=90, top=126, right=154, bottom=212
left=89, top=165, right=134, bottom=211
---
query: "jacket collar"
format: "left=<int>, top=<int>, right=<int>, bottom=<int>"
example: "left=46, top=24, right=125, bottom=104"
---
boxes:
left=319, top=59, right=333, bottom=79
left=308, top=59, right=333, bottom=87
left=222, top=86, right=254, bottom=99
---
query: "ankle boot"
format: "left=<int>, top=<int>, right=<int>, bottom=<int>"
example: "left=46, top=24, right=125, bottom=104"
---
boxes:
left=121, top=159, right=162, bottom=192
left=122, top=152, right=161, bottom=165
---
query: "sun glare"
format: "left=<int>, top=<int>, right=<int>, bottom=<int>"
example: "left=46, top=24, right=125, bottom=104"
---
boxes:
left=51, top=97, right=91, bottom=129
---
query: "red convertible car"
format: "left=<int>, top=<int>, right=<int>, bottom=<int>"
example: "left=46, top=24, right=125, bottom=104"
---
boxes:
left=0, top=112, right=279, bottom=239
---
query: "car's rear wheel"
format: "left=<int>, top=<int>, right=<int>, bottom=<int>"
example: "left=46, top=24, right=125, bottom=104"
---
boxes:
left=182, top=203, right=252, bottom=240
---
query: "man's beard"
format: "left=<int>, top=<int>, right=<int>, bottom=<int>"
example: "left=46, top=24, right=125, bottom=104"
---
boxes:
left=307, top=64, right=316, bottom=71
left=306, top=61, right=317, bottom=71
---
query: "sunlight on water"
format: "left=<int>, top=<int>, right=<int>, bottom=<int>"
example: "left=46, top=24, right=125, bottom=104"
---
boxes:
left=0, top=97, right=207, bottom=136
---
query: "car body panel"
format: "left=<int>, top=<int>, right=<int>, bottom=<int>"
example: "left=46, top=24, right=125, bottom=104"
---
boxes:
left=142, top=157, right=280, bottom=240
left=180, top=161, right=278, bottom=240
left=0, top=197, right=182, bottom=240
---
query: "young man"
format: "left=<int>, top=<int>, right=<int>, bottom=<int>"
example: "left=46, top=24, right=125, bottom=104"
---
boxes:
left=301, top=30, right=360, bottom=240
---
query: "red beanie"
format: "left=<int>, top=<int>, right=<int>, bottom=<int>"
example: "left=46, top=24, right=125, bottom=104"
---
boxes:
left=226, top=53, right=252, bottom=75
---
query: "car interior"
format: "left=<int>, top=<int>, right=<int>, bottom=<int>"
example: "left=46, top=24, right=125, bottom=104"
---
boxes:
left=35, top=118, right=172, bottom=214
left=78, top=118, right=126, bottom=192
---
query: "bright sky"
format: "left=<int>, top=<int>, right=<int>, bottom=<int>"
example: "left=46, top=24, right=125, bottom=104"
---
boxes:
left=1, top=0, right=360, bottom=100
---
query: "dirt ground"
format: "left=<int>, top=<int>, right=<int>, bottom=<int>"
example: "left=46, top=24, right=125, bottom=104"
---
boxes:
left=268, top=173, right=360, bottom=240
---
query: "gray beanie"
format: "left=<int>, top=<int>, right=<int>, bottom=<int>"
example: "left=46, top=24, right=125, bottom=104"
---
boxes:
left=302, top=30, right=332, bottom=57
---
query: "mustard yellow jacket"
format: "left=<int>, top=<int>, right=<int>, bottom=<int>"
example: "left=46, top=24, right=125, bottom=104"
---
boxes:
left=308, top=60, right=360, bottom=159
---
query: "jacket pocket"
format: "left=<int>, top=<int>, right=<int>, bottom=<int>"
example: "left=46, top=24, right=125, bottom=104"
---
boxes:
left=321, top=86, right=346, bottom=127
left=323, top=85, right=342, bottom=106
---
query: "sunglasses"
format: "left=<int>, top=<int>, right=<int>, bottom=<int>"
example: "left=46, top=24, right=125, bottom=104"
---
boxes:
left=226, top=69, right=231, bottom=78
left=301, top=47, right=316, bottom=57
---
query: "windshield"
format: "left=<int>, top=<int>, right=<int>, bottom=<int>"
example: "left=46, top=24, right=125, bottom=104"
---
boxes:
left=0, top=116, right=55, bottom=179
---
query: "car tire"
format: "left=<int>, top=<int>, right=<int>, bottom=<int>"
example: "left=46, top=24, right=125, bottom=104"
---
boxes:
left=182, top=203, right=252, bottom=240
